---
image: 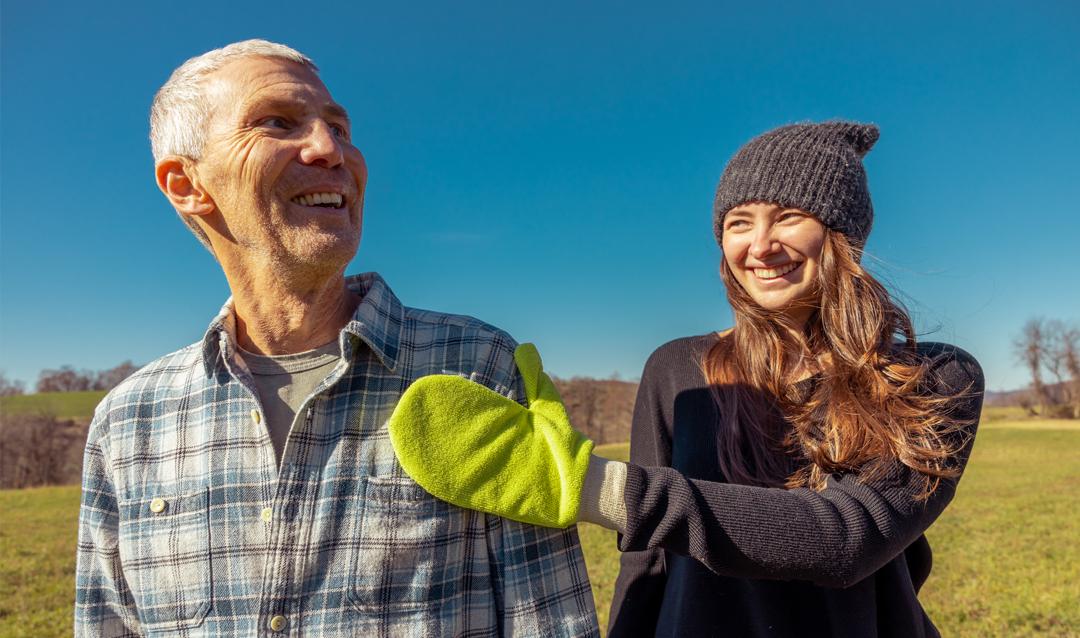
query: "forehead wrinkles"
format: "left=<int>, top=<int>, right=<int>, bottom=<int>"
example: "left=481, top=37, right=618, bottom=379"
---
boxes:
left=203, top=63, right=334, bottom=133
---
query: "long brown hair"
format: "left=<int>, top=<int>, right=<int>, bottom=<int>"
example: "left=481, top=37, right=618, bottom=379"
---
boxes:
left=702, top=230, right=969, bottom=498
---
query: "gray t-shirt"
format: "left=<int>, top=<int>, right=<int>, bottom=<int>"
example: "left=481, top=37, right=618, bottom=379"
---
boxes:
left=239, top=341, right=341, bottom=465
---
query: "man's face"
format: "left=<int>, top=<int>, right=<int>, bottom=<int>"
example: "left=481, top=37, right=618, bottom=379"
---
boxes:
left=194, top=56, right=367, bottom=268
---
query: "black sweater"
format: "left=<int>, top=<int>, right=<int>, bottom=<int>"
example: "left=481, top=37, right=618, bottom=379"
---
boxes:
left=608, top=335, right=983, bottom=638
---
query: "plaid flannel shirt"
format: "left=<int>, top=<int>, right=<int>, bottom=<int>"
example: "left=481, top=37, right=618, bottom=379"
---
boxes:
left=75, top=272, right=598, bottom=637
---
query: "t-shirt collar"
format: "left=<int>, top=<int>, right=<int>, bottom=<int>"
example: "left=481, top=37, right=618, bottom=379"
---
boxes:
left=201, top=271, right=404, bottom=378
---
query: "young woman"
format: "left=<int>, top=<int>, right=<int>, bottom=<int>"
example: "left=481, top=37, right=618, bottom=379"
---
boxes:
left=388, top=120, right=984, bottom=638
left=601, top=121, right=983, bottom=637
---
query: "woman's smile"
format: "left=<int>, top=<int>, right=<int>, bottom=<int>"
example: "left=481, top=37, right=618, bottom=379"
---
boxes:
left=752, top=261, right=803, bottom=281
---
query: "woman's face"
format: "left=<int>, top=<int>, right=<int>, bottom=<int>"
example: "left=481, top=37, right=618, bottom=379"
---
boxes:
left=721, top=202, right=827, bottom=326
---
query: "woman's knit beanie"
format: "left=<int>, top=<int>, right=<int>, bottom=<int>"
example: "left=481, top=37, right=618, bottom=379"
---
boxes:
left=713, top=121, right=879, bottom=248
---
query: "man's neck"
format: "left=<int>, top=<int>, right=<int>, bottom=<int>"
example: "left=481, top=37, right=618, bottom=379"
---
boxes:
left=224, top=262, right=361, bottom=356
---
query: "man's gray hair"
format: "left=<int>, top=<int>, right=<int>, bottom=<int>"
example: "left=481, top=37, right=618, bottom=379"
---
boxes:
left=150, top=39, right=318, bottom=253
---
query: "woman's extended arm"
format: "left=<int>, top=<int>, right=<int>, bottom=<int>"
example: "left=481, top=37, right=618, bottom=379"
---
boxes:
left=582, top=343, right=983, bottom=588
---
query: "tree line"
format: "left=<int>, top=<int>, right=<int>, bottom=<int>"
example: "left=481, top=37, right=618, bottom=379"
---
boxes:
left=1013, top=318, right=1080, bottom=418
left=0, top=361, right=140, bottom=396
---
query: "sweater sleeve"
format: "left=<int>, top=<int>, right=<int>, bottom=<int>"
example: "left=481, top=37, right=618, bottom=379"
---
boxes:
left=617, top=343, right=984, bottom=590
left=606, top=348, right=676, bottom=637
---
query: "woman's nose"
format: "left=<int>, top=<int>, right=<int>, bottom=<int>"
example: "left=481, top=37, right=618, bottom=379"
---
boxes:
left=749, top=226, right=780, bottom=260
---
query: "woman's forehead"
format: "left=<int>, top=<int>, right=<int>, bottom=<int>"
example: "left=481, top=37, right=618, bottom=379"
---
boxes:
left=727, top=202, right=801, bottom=216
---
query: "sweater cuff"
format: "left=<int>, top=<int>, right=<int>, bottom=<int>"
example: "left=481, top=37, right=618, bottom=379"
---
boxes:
left=577, top=454, right=629, bottom=533
left=615, top=461, right=650, bottom=551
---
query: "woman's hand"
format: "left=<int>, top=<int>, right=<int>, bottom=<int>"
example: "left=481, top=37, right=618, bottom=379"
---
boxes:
left=387, top=343, right=595, bottom=528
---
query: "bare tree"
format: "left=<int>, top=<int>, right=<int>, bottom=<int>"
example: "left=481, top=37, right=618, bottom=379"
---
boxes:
left=1013, top=318, right=1050, bottom=413
left=555, top=377, right=607, bottom=443
left=1065, top=326, right=1080, bottom=418
left=579, top=380, right=602, bottom=443
left=93, top=361, right=139, bottom=391
left=1045, top=321, right=1080, bottom=418
left=1062, top=326, right=1080, bottom=380
left=0, top=372, right=26, bottom=397
left=0, top=411, right=71, bottom=488
left=36, top=366, right=95, bottom=393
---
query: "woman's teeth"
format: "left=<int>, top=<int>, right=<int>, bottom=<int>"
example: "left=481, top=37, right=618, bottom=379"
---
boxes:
left=291, top=192, right=344, bottom=208
left=753, top=262, right=800, bottom=279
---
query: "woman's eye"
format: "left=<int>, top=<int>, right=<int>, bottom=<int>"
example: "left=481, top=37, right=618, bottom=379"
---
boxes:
left=330, top=123, right=348, bottom=138
left=778, top=212, right=807, bottom=223
left=726, top=219, right=750, bottom=231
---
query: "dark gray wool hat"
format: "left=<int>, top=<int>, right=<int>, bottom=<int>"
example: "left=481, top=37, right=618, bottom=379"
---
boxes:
left=713, top=121, right=880, bottom=248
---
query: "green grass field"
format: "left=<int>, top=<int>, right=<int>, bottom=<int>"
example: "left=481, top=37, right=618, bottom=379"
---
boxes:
left=0, top=485, right=82, bottom=637
left=0, top=391, right=107, bottom=420
left=2, top=418, right=1077, bottom=637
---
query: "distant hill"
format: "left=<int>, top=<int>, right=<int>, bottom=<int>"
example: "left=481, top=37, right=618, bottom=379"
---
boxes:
left=0, top=391, right=107, bottom=421
left=984, top=389, right=1027, bottom=407
left=983, top=380, right=1073, bottom=408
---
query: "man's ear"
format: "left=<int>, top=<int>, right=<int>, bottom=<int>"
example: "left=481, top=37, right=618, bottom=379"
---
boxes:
left=155, top=156, right=215, bottom=218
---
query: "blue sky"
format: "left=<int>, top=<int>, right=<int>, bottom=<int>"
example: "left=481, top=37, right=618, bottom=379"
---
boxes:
left=2, top=1, right=1078, bottom=392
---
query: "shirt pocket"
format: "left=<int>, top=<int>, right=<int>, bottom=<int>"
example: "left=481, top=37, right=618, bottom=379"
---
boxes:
left=348, top=476, right=467, bottom=614
left=117, top=487, right=212, bottom=632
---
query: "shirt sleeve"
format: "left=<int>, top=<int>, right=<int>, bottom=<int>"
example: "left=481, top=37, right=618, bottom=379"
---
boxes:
left=607, top=350, right=673, bottom=637
left=75, top=414, right=143, bottom=637
left=616, top=344, right=984, bottom=589
left=482, top=333, right=600, bottom=637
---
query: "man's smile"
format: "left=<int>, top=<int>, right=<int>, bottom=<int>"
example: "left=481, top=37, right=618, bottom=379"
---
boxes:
left=290, top=191, right=346, bottom=209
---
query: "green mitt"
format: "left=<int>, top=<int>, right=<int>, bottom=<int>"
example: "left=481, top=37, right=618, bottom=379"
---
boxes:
left=387, top=343, right=594, bottom=528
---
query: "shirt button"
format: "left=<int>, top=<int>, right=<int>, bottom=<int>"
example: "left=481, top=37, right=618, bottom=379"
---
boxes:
left=261, top=507, right=273, bottom=523
left=149, top=498, right=166, bottom=513
left=251, top=409, right=262, bottom=425
left=269, top=615, right=287, bottom=631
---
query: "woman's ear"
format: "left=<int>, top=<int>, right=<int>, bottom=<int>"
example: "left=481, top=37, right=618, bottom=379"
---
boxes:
left=155, top=156, right=215, bottom=218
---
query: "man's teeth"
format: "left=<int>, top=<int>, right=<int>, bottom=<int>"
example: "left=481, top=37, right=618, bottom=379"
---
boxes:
left=754, top=262, right=800, bottom=279
left=291, top=192, right=344, bottom=208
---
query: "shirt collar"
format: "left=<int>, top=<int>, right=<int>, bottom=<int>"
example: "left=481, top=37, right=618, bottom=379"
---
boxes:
left=340, top=272, right=404, bottom=372
left=201, top=272, right=405, bottom=378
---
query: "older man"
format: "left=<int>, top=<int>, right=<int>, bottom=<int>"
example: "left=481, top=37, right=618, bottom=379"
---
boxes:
left=75, top=40, right=598, bottom=637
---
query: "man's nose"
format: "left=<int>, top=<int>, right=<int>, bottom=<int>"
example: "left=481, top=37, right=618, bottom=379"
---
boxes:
left=298, top=121, right=344, bottom=168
